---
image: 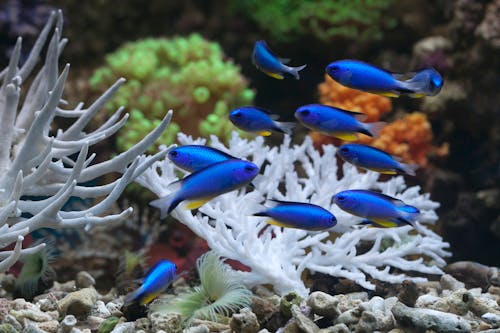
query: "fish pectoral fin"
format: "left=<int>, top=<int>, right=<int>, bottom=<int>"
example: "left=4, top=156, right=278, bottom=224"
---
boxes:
left=371, top=218, right=399, bottom=228
left=184, top=198, right=213, bottom=210
left=332, top=132, right=358, bottom=141
left=139, top=291, right=162, bottom=305
left=258, top=131, right=272, bottom=136
left=263, top=70, right=284, bottom=80
left=396, top=217, right=414, bottom=226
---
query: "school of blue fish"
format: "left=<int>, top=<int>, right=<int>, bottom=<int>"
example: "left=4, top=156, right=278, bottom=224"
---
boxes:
left=137, top=40, right=444, bottom=305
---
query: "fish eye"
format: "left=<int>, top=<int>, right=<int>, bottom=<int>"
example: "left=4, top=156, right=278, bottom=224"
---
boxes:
left=244, top=165, right=256, bottom=172
left=233, top=111, right=242, bottom=118
left=169, top=150, right=178, bottom=157
left=340, top=147, right=349, bottom=153
left=330, top=65, right=339, bottom=71
left=300, top=109, right=310, bottom=116
left=336, top=194, right=345, bottom=201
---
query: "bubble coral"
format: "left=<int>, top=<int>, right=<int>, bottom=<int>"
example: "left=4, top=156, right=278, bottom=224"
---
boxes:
left=90, top=34, right=254, bottom=151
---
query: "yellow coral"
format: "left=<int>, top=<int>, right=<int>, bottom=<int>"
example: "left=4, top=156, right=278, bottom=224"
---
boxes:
left=318, top=75, right=392, bottom=122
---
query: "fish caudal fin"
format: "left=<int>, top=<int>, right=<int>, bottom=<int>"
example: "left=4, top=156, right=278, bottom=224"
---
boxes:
left=149, top=194, right=182, bottom=219
left=123, top=288, right=142, bottom=306
left=363, top=122, right=386, bottom=138
left=273, top=121, right=295, bottom=135
left=397, top=163, right=419, bottom=176
left=287, top=64, right=307, bottom=80
left=396, top=204, right=420, bottom=226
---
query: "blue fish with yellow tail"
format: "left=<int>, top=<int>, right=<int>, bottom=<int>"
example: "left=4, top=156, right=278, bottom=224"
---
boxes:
left=294, top=104, right=385, bottom=141
left=168, top=145, right=237, bottom=173
left=338, top=143, right=418, bottom=176
left=254, top=200, right=336, bottom=231
left=123, top=259, right=177, bottom=305
left=326, top=60, right=443, bottom=98
left=150, top=159, right=259, bottom=218
left=229, top=107, right=295, bottom=136
left=332, top=190, right=420, bottom=228
left=252, top=40, right=307, bottom=80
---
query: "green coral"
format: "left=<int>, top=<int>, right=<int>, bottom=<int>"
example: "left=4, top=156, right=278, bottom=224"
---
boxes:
left=90, top=34, right=254, bottom=152
left=151, top=251, right=252, bottom=326
left=231, top=0, right=397, bottom=42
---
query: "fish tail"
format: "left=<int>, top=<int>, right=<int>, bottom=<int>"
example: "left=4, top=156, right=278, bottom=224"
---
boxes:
left=288, top=64, right=307, bottom=80
left=363, top=121, right=386, bottom=137
left=273, top=121, right=295, bottom=135
left=397, top=162, right=419, bottom=176
left=253, top=211, right=269, bottom=217
left=396, top=70, right=429, bottom=96
left=123, top=288, right=142, bottom=306
left=149, top=194, right=182, bottom=219
left=397, top=204, right=420, bottom=226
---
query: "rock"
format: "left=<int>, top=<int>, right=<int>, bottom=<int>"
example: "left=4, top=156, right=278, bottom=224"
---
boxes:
left=230, top=308, right=260, bottom=333
left=356, top=310, right=394, bottom=333
left=60, top=315, right=77, bottom=333
left=184, top=325, right=210, bottom=333
left=335, top=308, right=362, bottom=326
left=257, top=330, right=271, bottom=333
left=396, top=280, right=419, bottom=307
left=106, top=301, right=123, bottom=317
left=109, top=322, right=135, bottom=333
left=280, top=292, right=302, bottom=318
left=148, top=312, right=182, bottom=333
left=440, top=274, right=466, bottom=291
left=87, top=316, right=106, bottom=330
left=134, top=317, right=150, bottom=331
left=35, top=320, right=59, bottom=333
left=0, top=324, right=18, bottom=333
left=94, top=300, right=111, bottom=318
left=291, top=304, right=319, bottom=333
left=445, top=289, right=473, bottom=315
left=2, top=315, right=21, bottom=331
left=252, top=285, right=274, bottom=298
left=76, top=271, right=95, bottom=289
left=10, top=308, right=53, bottom=322
left=0, top=274, right=16, bottom=293
left=57, top=287, right=98, bottom=317
left=445, top=261, right=493, bottom=290
left=482, top=312, right=500, bottom=328
left=36, top=298, right=57, bottom=312
left=329, top=294, right=363, bottom=313
left=325, top=323, right=349, bottom=333
left=471, top=294, right=500, bottom=316
left=359, top=296, right=385, bottom=313
left=392, top=301, right=471, bottom=332
left=251, top=297, right=279, bottom=324
left=190, top=320, right=229, bottom=332
left=415, top=294, right=450, bottom=312
left=50, top=281, right=77, bottom=293
left=307, top=291, right=340, bottom=319
left=98, top=316, right=120, bottom=333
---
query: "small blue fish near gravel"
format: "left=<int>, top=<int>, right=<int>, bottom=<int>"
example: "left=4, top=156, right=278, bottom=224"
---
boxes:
left=254, top=200, right=336, bottom=231
left=150, top=159, right=259, bottom=218
left=230, top=106, right=295, bottom=136
left=124, top=259, right=177, bottom=305
left=326, top=59, right=443, bottom=98
left=332, top=189, right=420, bottom=228
left=252, top=40, right=306, bottom=80
left=168, top=145, right=237, bottom=172
left=295, top=104, right=385, bottom=141
left=338, top=143, right=418, bottom=176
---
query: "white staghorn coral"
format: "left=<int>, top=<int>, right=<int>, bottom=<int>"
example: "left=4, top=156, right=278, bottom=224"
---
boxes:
left=138, top=132, right=451, bottom=296
left=0, top=11, right=172, bottom=272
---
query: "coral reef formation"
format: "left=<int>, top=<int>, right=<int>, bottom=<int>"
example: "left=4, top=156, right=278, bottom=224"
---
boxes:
left=230, top=0, right=397, bottom=42
left=0, top=12, right=171, bottom=273
left=318, top=75, right=392, bottom=122
left=90, top=35, right=254, bottom=150
left=137, top=132, right=450, bottom=296
left=357, top=112, right=448, bottom=166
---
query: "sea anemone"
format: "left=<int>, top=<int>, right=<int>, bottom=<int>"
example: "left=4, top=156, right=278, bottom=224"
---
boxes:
left=15, top=239, right=56, bottom=298
left=151, top=251, right=252, bottom=325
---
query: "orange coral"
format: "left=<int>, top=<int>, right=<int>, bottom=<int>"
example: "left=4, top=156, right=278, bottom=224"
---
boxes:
left=318, top=74, right=392, bottom=122
left=357, top=112, right=448, bottom=167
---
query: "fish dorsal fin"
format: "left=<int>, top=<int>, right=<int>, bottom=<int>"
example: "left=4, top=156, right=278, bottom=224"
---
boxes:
left=365, top=145, right=402, bottom=161
left=368, top=191, right=405, bottom=206
left=267, top=199, right=299, bottom=207
left=166, top=179, right=183, bottom=192
left=251, top=106, right=280, bottom=120
left=144, top=260, right=167, bottom=278
left=325, top=105, right=367, bottom=121
left=278, top=57, right=291, bottom=64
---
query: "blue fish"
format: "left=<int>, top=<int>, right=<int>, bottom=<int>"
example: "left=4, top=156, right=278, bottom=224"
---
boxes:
left=150, top=159, right=259, bottom=218
left=326, top=60, right=443, bottom=98
left=254, top=200, right=336, bottom=231
left=229, top=107, right=295, bottom=136
left=252, top=40, right=306, bottom=80
left=295, top=104, right=385, bottom=141
left=332, top=190, right=420, bottom=228
left=124, top=259, right=177, bottom=305
left=338, top=143, right=418, bottom=176
left=168, top=145, right=236, bottom=172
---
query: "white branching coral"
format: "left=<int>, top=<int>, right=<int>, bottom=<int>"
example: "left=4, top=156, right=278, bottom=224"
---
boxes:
left=0, top=11, right=172, bottom=272
left=138, top=132, right=451, bottom=296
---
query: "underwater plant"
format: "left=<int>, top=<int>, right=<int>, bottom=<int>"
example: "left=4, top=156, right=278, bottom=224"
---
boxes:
left=230, top=0, right=396, bottom=42
left=0, top=11, right=172, bottom=272
left=151, top=251, right=252, bottom=324
left=90, top=35, right=254, bottom=150
left=137, top=132, right=450, bottom=296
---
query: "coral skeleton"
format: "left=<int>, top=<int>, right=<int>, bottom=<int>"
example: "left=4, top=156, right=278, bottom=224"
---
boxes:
left=0, top=11, right=172, bottom=272
left=138, top=133, right=451, bottom=296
